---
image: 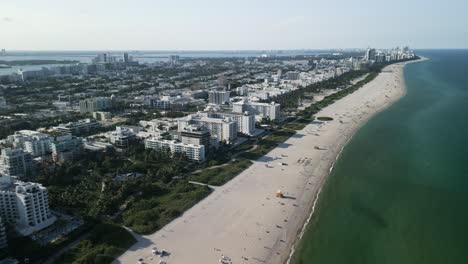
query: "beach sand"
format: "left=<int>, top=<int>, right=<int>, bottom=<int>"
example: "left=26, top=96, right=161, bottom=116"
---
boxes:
left=115, top=60, right=422, bottom=264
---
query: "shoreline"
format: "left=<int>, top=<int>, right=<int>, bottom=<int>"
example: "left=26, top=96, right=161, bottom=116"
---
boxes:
left=115, top=58, right=426, bottom=264
left=284, top=56, right=428, bottom=264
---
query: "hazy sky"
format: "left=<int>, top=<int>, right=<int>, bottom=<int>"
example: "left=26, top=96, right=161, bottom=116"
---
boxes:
left=1, top=0, right=467, bottom=50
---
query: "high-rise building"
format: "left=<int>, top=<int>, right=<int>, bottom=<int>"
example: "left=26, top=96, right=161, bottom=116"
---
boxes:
left=145, top=138, right=205, bottom=162
left=0, top=149, right=33, bottom=179
left=208, top=90, right=230, bottom=105
left=178, top=114, right=237, bottom=143
left=287, top=71, right=300, bottom=80
left=169, top=55, right=180, bottom=65
left=123, top=53, right=129, bottom=63
left=79, top=97, right=112, bottom=113
left=0, top=49, right=6, bottom=56
left=180, top=125, right=211, bottom=150
left=365, top=48, right=376, bottom=61
left=203, top=111, right=255, bottom=135
left=0, top=217, right=6, bottom=249
left=232, top=100, right=281, bottom=120
left=0, top=179, right=56, bottom=236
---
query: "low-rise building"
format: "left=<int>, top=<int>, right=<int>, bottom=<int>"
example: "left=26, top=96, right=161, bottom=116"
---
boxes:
left=50, top=135, right=83, bottom=163
left=92, top=111, right=112, bottom=121
left=55, top=119, right=101, bottom=135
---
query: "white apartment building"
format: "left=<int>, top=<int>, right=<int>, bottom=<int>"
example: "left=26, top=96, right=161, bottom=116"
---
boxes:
left=50, top=135, right=83, bottom=163
left=208, top=90, right=230, bottom=105
left=109, top=126, right=137, bottom=148
left=0, top=148, right=33, bottom=178
left=6, top=130, right=51, bottom=157
left=178, top=114, right=237, bottom=143
left=55, top=119, right=101, bottom=135
left=202, top=111, right=255, bottom=135
left=79, top=97, right=112, bottom=113
left=233, top=100, right=281, bottom=120
left=0, top=178, right=56, bottom=236
left=145, top=138, right=205, bottom=162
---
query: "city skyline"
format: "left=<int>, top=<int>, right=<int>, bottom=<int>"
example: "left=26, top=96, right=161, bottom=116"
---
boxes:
left=1, top=0, right=467, bottom=50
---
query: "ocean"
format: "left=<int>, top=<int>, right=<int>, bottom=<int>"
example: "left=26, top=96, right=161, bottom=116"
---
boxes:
left=291, top=50, right=468, bottom=263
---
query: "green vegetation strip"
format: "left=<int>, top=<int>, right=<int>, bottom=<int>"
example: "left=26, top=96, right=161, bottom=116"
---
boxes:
left=56, top=223, right=136, bottom=264
left=190, top=158, right=253, bottom=186
left=120, top=182, right=211, bottom=234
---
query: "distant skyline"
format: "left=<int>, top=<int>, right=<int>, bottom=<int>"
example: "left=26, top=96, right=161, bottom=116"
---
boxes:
left=1, top=0, right=467, bottom=50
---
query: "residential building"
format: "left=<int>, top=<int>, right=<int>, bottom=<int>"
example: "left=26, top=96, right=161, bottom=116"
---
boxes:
left=287, top=71, right=300, bottom=80
left=203, top=111, right=255, bottom=135
left=0, top=149, right=32, bottom=179
left=178, top=114, right=237, bottom=143
left=109, top=126, right=137, bottom=148
left=180, top=125, right=211, bottom=150
left=145, top=138, right=205, bottom=162
left=0, top=217, right=6, bottom=249
left=55, top=119, right=101, bottom=135
left=92, top=111, right=111, bottom=121
left=0, top=179, right=56, bottom=236
left=50, top=135, right=83, bottom=163
left=79, top=97, right=112, bottom=113
left=365, top=48, right=376, bottom=61
left=233, top=100, right=281, bottom=120
left=6, top=130, right=51, bottom=157
left=208, top=90, right=230, bottom=105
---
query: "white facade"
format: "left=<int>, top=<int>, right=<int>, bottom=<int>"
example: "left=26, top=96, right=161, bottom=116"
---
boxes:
left=178, top=114, right=237, bottom=143
left=50, top=135, right=83, bottom=163
left=145, top=138, right=205, bottom=162
left=6, top=130, right=51, bottom=157
left=208, top=90, right=230, bottom=105
left=0, top=148, right=33, bottom=178
left=203, top=112, right=255, bottom=135
left=0, top=179, right=56, bottom=236
left=55, top=119, right=101, bottom=135
left=233, top=100, right=281, bottom=120
left=109, top=126, right=137, bottom=148
left=80, top=97, right=112, bottom=113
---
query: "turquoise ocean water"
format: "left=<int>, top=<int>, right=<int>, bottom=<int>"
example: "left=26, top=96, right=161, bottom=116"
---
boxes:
left=291, top=50, right=468, bottom=264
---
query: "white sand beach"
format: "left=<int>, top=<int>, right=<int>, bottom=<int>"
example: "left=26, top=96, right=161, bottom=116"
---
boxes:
left=115, top=59, right=423, bottom=264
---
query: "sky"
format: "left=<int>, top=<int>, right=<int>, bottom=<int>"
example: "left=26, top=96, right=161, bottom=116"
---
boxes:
left=1, top=0, right=467, bottom=50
